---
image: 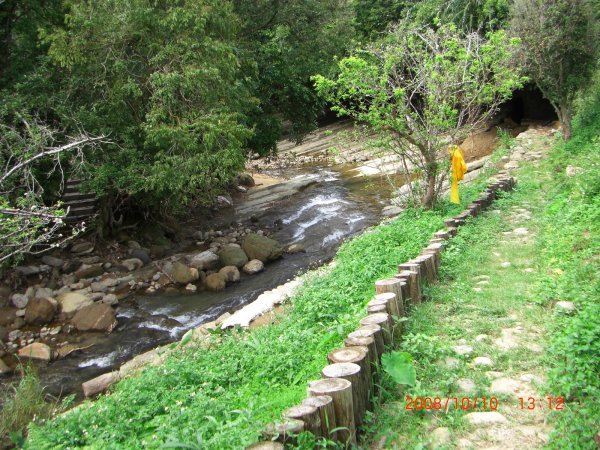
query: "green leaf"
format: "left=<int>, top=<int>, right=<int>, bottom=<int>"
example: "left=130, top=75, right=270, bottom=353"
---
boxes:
left=381, top=351, right=416, bottom=387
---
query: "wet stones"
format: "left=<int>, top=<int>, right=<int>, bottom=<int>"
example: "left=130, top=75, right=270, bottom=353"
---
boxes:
left=24, top=298, right=56, bottom=325
left=57, top=292, right=94, bottom=318
left=163, top=261, right=199, bottom=285
left=18, top=342, right=53, bottom=361
left=218, top=246, right=249, bottom=268
left=219, top=266, right=240, bottom=283
left=71, top=303, right=117, bottom=332
left=243, top=259, right=264, bottom=275
left=189, top=250, right=219, bottom=271
left=242, top=233, right=283, bottom=262
left=205, top=273, right=226, bottom=291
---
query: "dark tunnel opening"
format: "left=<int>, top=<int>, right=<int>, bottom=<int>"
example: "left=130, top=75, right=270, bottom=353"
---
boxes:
left=501, top=84, right=558, bottom=125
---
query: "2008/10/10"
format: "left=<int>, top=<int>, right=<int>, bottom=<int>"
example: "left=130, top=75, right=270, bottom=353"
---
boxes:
left=405, top=396, right=499, bottom=411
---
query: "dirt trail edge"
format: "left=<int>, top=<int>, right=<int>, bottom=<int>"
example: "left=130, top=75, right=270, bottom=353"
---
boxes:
left=367, top=126, right=558, bottom=450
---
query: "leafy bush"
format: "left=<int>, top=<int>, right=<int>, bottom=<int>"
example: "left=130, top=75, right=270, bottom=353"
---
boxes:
left=536, top=87, right=600, bottom=448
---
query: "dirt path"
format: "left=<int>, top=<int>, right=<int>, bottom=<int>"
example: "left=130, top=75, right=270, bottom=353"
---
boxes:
left=367, top=126, right=560, bottom=449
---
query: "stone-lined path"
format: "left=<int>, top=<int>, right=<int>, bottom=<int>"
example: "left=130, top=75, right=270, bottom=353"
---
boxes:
left=368, top=126, right=561, bottom=449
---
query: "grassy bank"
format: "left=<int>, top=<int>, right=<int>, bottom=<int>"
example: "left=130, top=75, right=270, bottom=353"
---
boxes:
left=26, top=176, right=495, bottom=448
left=363, top=95, right=600, bottom=448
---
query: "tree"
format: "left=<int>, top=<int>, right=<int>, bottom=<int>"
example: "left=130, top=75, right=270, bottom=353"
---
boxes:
left=314, top=23, right=524, bottom=208
left=0, top=115, right=103, bottom=265
left=42, top=0, right=253, bottom=228
left=233, top=0, right=355, bottom=153
left=509, top=0, right=599, bottom=139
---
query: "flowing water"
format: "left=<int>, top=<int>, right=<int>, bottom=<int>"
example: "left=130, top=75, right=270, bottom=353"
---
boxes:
left=36, top=165, right=393, bottom=397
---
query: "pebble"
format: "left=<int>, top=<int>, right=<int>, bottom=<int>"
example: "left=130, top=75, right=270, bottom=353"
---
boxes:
left=455, top=378, right=476, bottom=393
left=477, top=280, right=490, bottom=285
left=513, top=227, right=529, bottom=235
left=464, top=412, right=508, bottom=426
left=555, top=301, right=576, bottom=313
left=472, top=356, right=494, bottom=367
left=472, top=287, right=483, bottom=293
left=475, top=334, right=488, bottom=342
left=453, top=345, right=473, bottom=355
left=500, top=261, right=512, bottom=268
left=490, top=377, right=521, bottom=395
left=444, top=357, right=460, bottom=369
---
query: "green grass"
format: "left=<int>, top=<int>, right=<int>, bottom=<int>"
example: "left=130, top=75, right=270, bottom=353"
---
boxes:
left=0, top=366, right=67, bottom=448
left=26, top=179, right=491, bottom=448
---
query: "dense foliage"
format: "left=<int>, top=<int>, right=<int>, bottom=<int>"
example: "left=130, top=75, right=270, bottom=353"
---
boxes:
left=537, top=86, right=600, bottom=448
left=509, top=0, right=599, bottom=139
left=314, top=24, right=523, bottom=207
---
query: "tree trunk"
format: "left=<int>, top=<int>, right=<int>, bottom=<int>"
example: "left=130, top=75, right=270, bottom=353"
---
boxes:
left=284, top=405, right=322, bottom=438
left=308, top=378, right=356, bottom=445
left=302, top=395, right=337, bottom=441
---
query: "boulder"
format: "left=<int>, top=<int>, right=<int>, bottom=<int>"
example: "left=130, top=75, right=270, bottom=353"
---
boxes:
left=71, top=241, right=94, bottom=254
left=164, top=261, right=199, bottom=284
left=120, top=258, right=144, bottom=272
left=74, top=265, right=104, bottom=280
left=62, top=259, right=82, bottom=274
left=242, top=233, right=283, bottom=262
left=57, top=292, right=94, bottom=317
left=72, top=303, right=117, bottom=332
left=11, top=293, right=29, bottom=309
left=286, top=244, right=306, bottom=254
left=129, top=249, right=151, bottom=265
left=24, top=298, right=55, bottom=325
left=41, top=255, right=64, bottom=267
left=90, top=282, right=108, bottom=293
left=205, top=273, right=226, bottom=291
left=238, top=173, right=256, bottom=187
left=215, top=194, right=233, bottom=208
left=242, top=259, right=264, bottom=275
left=188, top=250, right=219, bottom=271
left=18, top=343, right=52, bottom=361
left=100, top=294, right=118, bottom=305
left=218, top=247, right=249, bottom=268
left=219, top=266, right=240, bottom=283
left=82, top=371, right=120, bottom=397
left=34, top=287, right=54, bottom=300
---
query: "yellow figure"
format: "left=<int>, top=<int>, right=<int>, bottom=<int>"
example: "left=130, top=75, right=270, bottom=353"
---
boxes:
left=448, top=144, right=467, bottom=204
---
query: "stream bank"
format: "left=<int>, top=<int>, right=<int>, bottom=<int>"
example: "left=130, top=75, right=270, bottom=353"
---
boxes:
left=1, top=119, right=532, bottom=398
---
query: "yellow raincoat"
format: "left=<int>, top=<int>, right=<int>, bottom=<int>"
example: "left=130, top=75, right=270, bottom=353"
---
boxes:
left=449, top=145, right=467, bottom=204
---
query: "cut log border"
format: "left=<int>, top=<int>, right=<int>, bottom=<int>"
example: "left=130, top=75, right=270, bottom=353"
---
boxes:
left=253, top=176, right=516, bottom=449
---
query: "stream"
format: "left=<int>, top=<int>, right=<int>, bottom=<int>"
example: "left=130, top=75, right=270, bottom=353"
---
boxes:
left=37, top=165, right=393, bottom=397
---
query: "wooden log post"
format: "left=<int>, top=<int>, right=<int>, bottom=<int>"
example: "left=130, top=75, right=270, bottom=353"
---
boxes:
left=446, top=226, right=458, bottom=237
left=284, top=405, right=322, bottom=438
left=308, top=378, right=355, bottom=445
left=360, top=313, right=392, bottom=346
left=367, top=303, right=386, bottom=314
left=246, top=442, right=285, bottom=450
left=367, top=293, right=394, bottom=317
left=262, top=419, right=304, bottom=445
left=412, top=255, right=434, bottom=285
left=397, top=266, right=421, bottom=304
left=302, top=395, right=336, bottom=441
left=423, top=243, right=443, bottom=273
left=375, top=279, right=404, bottom=317
left=328, top=346, right=372, bottom=411
left=348, top=325, right=384, bottom=359
left=434, top=229, right=450, bottom=240
left=322, top=363, right=365, bottom=428
left=344, top=335, right=378, bottom=373
left=444, top=218, right=457, bottom=228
